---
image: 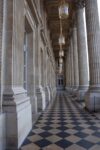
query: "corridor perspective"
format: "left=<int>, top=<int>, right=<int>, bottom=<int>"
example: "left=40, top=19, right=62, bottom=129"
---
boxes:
left=0, top=0, right=100, bottom=149
left=20, top=92, right=100, bottom=150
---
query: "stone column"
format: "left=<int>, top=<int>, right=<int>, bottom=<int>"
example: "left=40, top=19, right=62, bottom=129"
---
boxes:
left=77, top=6, right=89, bottom=100
left=27, top=32, right=34, bottom=111
left=36, top=30, right=46, bottom=112
left=49, top=60, right=52, bottom=98
left=67, top=45, right=70, bottom=90
left=0, top=0, right=3, bottom=112
left=35, top=27, right=39, bottom=87
left=69, top=38, right=74, bottom=92
left=2, top=0, right=32, bottom=149
left=65, top=51, right=69, bottom=90
left=67, top=45, right=71, bottom=91
left=45, top=47, right=50, bottom=105
left=66, top=42, right=72, bottom=92
left=52, top=66, right=56, bottom=99
left=85, top=0, right=100, bottom=111
left=72, top=27, right=79, bottom=90
left=47, top=53, right=51, bottom=99
left=34, top=27, right=39, bottom=114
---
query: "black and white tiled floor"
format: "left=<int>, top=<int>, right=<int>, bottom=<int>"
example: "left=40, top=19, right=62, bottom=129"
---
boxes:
left=20, top=92, right=100, bottom=150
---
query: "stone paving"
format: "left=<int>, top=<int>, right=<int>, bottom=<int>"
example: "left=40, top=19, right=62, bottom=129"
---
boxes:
left=20, top=92, right=100, bottom=150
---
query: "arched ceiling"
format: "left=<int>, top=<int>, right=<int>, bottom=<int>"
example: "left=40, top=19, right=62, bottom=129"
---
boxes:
left=44, top=0, right=84, bottom=58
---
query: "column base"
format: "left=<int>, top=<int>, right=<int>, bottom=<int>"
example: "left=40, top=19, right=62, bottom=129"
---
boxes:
left=85, top=88, right=100, bottom=112
left=32, top=95, right=38, bottom=114
left=70, top=86, right=79, bottom=99
left=49, top=86, right=53, bottom=101
left=77, top=86, right=88, bottom=101
left=72, top=86, right=79, bottom=92
left=66, top=86, right=73, bottom=93
left=31, top=95, right=40, bottom=124
left=3, top=87, right=32, bottom=150
left=36, top=85, right=46, bottom=112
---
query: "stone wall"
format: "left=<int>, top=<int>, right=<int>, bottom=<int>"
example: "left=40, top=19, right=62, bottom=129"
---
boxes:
left=0, top=0, right=56, bottom=149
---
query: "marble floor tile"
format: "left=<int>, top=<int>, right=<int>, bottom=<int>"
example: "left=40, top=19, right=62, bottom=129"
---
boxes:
left=20, top=92, right=100, bottom=150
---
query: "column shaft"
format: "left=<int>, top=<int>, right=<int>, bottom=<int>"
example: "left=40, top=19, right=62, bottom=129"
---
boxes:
left=0, top=0, right=3, bottom=112
left=85, top=0, right=100, bottom=111
left=77, top=7, right=89, bottom=99
left=70, top=38, right=74, bottom=88
left=72, top=27, right=79, bottom=90
left=67, top=40, right=74, bottom=92
left=65, top=51, right=69, bottom=90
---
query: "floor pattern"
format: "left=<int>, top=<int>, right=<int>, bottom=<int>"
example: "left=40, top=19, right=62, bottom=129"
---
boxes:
left=20, top=92, right=100, bottom=150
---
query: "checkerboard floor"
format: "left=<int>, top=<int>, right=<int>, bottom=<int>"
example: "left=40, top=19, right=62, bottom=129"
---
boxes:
left=20, top=92, right=100, bottom=150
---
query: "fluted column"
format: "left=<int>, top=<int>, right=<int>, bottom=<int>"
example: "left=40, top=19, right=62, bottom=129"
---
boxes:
left=68, top=48, right=71, bottom=90
left=77, top=6, right=89, bottom=100
left=67, top=39, right=74, bottom=92
left=0, top=0, right=3, bottom=112
left=72, top=27, right=79, bottom=90
left=70, top=38, right=74, bottom=90
left=85, top=0, right=100, bottom=111
left=45, top=48, right=51, bottom=105
left=65, top=51, right=69, bottom=90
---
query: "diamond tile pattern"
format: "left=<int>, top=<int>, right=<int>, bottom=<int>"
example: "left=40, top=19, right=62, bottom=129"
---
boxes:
left=20, top=92, right=100, bottom=150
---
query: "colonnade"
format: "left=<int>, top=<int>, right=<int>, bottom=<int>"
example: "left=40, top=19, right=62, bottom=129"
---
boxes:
left=66, top=0, right=100, bottom=112
left=0, top=0, right=100, bottom=149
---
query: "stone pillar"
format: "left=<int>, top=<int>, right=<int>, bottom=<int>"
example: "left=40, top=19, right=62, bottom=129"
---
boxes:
left=0, top=0, right=3, bottom=112
left=52, top=66, right=56, bottom=99
left=47, top=54, right=50, bottom=87
left=70, top=38, right=74, bottom=89
left=66, top=43, right=72, bottom=92
left=65, top=51, right=69, bottom=90
left=27, top=32, right=34, bottom=112
left=2, top=0, right=32, bottom=149
left=85, top=0, right=100, bottom=111
left=35, top=27, right=39, bottom=87
left=77, top=6, right=89, bottom=100
left=67, top=45, right=70, bottom=90
left=47, top=54, right=51, bottom=100
left=68, top=38, right=74, bottom=92
left=72, top=27, right=79, bottom=90
left=45, top=48, right=50, bottom=105
left=36, top=30, right=46, bottom=112
left=34, top=27, right=39, bottom=114
left=66, top=47, right=71, bottom=92
left=49, top=60, right=52, bottom=99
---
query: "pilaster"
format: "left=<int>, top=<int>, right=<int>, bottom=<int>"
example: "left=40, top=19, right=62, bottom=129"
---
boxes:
left=2, top=0, right=32, bottom=149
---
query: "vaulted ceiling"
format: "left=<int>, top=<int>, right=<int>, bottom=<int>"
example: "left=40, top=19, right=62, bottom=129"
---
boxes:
left=44, top=0, right=84, bottom=58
